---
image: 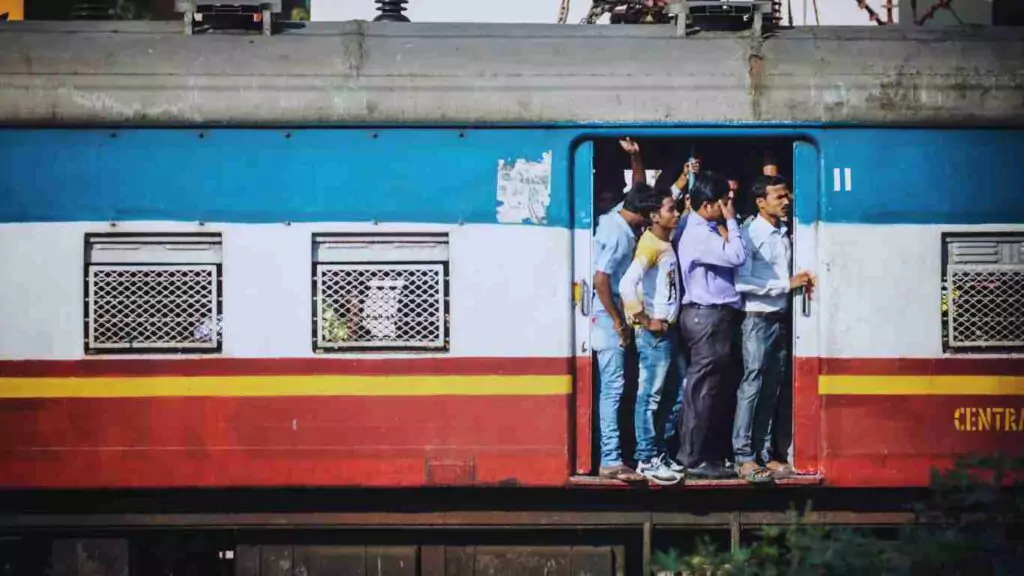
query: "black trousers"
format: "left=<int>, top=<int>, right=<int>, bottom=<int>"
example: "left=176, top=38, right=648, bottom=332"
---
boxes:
left=675, top=305, right=738, bottom=468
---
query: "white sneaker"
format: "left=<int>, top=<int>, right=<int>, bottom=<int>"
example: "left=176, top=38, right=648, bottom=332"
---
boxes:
left=637, top=458, right=681, bottom=485
left=658, top=454, right=686, bottom=477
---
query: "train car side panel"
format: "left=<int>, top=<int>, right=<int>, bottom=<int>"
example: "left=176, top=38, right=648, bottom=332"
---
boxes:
left=0, top=127, right=577, bottom=489
left=814, top=128, right=1024, bottom=487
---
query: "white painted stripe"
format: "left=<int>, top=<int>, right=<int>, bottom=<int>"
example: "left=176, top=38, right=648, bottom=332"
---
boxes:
left=818, top=222, right=1024, bottom=359
left=833, top=168, right=841, bottom=192
left=844, top=168, right=852, bottom=192
left=0, top=222, right=572, bottom=360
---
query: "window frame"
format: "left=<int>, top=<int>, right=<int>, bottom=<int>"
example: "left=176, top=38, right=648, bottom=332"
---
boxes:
left=941, top=231, right=1024, bottom=353
left=311, top=232, right=451, bottom=354
left=83, top=232, right=224, bottom=355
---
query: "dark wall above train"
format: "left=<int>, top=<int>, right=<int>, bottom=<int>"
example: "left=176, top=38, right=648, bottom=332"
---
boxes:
left=0, top=21, right=1021, bottom=125
left=23, top=0, right=308, bottom=20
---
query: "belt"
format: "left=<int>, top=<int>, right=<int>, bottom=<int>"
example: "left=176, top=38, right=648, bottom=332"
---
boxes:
left=683, top=303, right=737, bottom=311
left=745, top=310, right=788, bottom=318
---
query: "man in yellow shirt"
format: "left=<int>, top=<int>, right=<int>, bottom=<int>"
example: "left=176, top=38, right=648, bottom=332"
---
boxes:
left=619, top=187, right=686, bottom=485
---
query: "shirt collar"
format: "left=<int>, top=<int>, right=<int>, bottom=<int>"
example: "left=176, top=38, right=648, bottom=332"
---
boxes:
left=688, top=210, right=717, bottom=232
left=753, top=214, right=787, bottom=236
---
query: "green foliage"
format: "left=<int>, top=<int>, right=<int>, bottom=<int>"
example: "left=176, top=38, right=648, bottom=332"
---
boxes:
left=652, top=456, right=1024, bottom=575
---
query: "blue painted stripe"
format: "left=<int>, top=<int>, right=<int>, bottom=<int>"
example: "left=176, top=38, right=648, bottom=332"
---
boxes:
left=3, top=128, right=1023, bottom=227
left=820, top=129, right=1024, bottom=225
left=0, top=129, right=572, bottom=227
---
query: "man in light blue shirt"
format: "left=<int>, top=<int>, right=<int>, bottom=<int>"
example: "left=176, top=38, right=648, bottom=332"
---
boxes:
left=733, top=175, right=815, bottom=482
left=592, top=180, right=665, bottom=482
left=674, top=171, right=746, bottom=479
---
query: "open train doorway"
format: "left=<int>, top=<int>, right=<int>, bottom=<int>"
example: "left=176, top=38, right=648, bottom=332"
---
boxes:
left=571, top=135, right=817, bottom=485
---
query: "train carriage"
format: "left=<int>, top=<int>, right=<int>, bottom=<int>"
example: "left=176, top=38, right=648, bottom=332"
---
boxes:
left=0, top=20, right=1022, bottom=496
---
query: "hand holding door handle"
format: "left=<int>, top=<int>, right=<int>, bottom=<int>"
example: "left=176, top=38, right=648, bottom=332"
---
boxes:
left=801, top=273, right=817, bottom=318
left=793, top=270, right=815, bottom=318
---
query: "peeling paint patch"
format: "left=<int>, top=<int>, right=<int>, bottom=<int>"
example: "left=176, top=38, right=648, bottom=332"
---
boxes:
left=496, top=151, right=552, bottom=225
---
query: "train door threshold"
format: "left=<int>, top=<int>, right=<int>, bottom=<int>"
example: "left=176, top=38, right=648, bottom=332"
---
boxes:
left=568, top=473, right=824, bottom=489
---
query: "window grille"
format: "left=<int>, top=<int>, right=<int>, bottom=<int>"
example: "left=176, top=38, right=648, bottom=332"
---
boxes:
left=943, top=234, right=1024, bottom=350
left=84, top=234, right=223, bottom=353
left=313, top=234, right=449, bottom=352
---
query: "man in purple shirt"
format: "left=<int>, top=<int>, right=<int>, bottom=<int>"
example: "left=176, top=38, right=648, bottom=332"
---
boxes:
left=674, top=171, right=746, bottom=479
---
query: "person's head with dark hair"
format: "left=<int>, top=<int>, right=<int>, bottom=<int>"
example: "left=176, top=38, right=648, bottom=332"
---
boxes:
left=641, top=185, right=679, bottom=237
left=622, top=182, right=667, bottom=227
left=688, top=170, right=731, bottom=223
left=749, top=174, right=790, bottom=225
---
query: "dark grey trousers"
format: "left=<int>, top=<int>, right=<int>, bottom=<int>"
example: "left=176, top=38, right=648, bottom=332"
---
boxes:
left=675, top=305, right=738, bottom=468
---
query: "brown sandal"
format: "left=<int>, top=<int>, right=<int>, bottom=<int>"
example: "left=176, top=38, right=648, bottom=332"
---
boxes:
left=736, top=461, right=773, bottom=484
left=598, top=464, right=644, bottom=482
left=764, top=461, right=795, bottom=479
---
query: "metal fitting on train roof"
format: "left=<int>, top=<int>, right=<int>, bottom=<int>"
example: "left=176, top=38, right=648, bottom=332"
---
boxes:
left=374, top=0, right=410, bottom=23
left=176, top=1, right=281, bottom=36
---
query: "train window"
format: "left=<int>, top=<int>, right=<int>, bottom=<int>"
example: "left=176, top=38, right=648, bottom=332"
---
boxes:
left=943, top=233, right=1024, bottom=350
left=312, top=233, right=450, bottom=353
left=84, top=234, right=223, bottom=354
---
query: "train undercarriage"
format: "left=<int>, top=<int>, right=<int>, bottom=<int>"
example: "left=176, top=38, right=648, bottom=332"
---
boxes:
left=0, top=486, right=932, bottom=575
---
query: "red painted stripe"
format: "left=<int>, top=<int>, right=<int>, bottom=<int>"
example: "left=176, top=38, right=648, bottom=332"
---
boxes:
left=793, top=356, right=820, bottom=474
left=0, top=395, right=570, bottom=488
left=4, top=356, right=1017, bottom=379
left=819, top=394, right=1023, bottom=487
left=573, top=355, right=593, bottom=475
left=819, top=357, right=1024, bottom=376
left=0, top=452, right=570, bottom=489
left=0, top=357, right=573, bottom=378
left=0, top=396, right=570, bottom=450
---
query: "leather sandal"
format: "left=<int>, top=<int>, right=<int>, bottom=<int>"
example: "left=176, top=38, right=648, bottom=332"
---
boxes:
left=598, top=464, right=644, bottom=482
left=737, top=461, right=773, bottom=484
left=764, top=461, right=795, bottom=479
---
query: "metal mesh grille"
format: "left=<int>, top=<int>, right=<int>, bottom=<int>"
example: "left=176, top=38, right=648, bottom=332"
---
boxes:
left=88, top=265, right=220, bottom=350
left=316, top=263, right=446, bottom=350
left=947, top=267, right=1024, bottom=348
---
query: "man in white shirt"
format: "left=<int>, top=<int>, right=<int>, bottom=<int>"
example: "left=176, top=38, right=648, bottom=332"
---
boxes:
left=732, top=175, right=815, bottom=482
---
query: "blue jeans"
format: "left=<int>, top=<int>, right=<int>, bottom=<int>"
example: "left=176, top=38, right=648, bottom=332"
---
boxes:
left=634, top=326, right=686, bottom=463
left=732, top=313, right=789, bottom=464
left=593, top=311, right=626, bottom=468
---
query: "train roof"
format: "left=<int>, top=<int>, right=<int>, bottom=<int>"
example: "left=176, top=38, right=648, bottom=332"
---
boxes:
left=0, top=20, right=1022, bottom=126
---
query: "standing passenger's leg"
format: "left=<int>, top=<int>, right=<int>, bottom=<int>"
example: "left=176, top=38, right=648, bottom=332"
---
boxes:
left=760, top=318, right=793, bottom=476
left=676, top=307, right=733, bottom=477
left=733, top=314, right=773, bottom=482
left=659, top=332, right=687, bottom=468
left=634, top=328, right=680, bottom=484
left=593, top=313, right=642, bottom=481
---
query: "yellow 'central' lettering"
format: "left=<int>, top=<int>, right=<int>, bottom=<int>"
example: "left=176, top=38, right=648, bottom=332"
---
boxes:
left=954, top=407, right=1023, bottom=432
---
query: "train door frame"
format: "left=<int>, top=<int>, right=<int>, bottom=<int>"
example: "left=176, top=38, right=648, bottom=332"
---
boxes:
left=570, top=132, right=822, bottom=480
left=790, top=139, right=822, bottom=475
left=572, top=141, right=596, bottom=475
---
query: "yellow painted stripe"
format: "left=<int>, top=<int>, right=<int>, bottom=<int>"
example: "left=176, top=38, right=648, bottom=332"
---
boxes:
left=819, top=375, right=1024, bottom=396
left=0, top=375, right=572, bottom=399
